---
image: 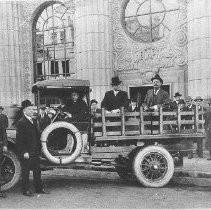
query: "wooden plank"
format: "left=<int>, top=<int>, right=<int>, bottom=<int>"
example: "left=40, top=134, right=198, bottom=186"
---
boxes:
left=101, top=108, right=107, bottom=136
left=143, top=112, right=159, bottom=116
left=162, top=112, right=177, bottom=115
left=143, top=121, right=159, bottom=125
left=125, top=112, right=140, bottom=117
left=177, top=106, right=181, bottom=133
left=91, top=145, right=136, bottom=153
left=121, top=107, right=125, bottom=136
left=159, top=106, right=163, bottom=134
left=163, top=121, right=177, bottom=125
left=125, top=130, right=140, bottom=135
left=125, top=121, right=139, bottom=126
left=194, top=105, right=199, bottom=132
left=140, top=106, right=144, bottom=134
left=95, top=133, right=205, bottom=141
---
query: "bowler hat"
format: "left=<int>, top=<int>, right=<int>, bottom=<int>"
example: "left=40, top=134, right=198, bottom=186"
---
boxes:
left=111, top=76, right=121, bottom=86
left=40, top=106, right=46, bottom=110
left=0, top=106, right=4, bottom=110
left=185, top=96, right=192, bottom=102
left=194, top=96, right=203, bottom=102
left=151, top=74, right=163, bottom=84
left=21, top=100, right=33, bottom=110
left=90, top=99, right=98, bottom=105
left=174, top=92, right=182, bottom=97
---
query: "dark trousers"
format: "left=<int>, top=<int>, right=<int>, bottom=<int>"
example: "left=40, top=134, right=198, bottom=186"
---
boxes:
left=0, top=148, right=3, bottom=191
left=21, top=155, right=42, bottom=192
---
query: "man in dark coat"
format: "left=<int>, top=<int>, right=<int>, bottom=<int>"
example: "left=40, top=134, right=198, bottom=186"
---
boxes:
left=171, top=92, right=185, bottom=110
left=143, top=74, right=169, bottom=111
left=0, top=106, right=8, bottom=198
left=38, top=107, right=51, bottom=133
left=101, top=76, right=129, bottom=112
left=205, top=104, right=211, bottom=160
left=16, top=100, right=49, bottom=196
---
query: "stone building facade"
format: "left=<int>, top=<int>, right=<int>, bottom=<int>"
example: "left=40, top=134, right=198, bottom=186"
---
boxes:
left=0, top=0, right=209, bottom=106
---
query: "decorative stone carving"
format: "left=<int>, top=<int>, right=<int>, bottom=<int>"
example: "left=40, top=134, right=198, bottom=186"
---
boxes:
left=112, top=0, right=188, bottom=82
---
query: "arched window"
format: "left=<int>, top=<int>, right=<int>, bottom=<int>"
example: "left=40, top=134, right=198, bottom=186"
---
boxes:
left=122, top=0, right=180, bottom=42
left=34, top=3, right=75, bottom=81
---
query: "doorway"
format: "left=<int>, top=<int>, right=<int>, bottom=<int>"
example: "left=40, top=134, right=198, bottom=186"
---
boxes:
left=129, top=85, right=170, bottom=106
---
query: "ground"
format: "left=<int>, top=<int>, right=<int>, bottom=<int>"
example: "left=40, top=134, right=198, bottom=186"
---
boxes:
left=0, top=169, right=211, bottom=209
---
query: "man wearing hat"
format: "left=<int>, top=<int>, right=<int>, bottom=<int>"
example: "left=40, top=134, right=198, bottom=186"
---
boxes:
left=101, top=76, right=129, bottom=113
left=143, top=74, right=169, bottom=111
left=194, top=96, right=204, bottom=111
left=38, top=107, right=51, bottom=133
left=171, top=92, right=185, bottom=110
left=16, top=100, right=49, bottom=196
left=0, top=106, right=8, bottom=198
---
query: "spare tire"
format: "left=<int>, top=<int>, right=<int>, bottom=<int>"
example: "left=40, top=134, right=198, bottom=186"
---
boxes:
left=41, top=121, right=83, bottom=165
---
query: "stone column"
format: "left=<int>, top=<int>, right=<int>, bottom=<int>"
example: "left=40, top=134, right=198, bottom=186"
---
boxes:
left=187, top=0, right=211, bottom=99
left=0, top=1, right=25, bottom=105
left=75, top=0, right=113, bottom=102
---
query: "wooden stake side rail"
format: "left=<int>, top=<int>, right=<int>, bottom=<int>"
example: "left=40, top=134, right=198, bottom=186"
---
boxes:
left=92, top=106, right=205, bottom=141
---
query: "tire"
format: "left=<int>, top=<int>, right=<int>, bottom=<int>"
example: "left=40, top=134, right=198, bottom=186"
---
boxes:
left=41, top=121, right=83, bottom=165
left=133, top=146, right=174, bottom=188
left=1, top=150, right=21, bottom=191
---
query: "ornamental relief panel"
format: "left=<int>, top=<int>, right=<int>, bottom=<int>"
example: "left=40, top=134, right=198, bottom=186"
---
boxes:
left=112, top=0, right=188, bottom=80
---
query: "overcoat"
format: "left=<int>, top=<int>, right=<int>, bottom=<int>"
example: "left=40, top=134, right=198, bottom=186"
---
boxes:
left=101, top=90, right=129, bottom=111
left=143, top=88, right=169, bottom=107
left=16, top=116, right=41, bottom=157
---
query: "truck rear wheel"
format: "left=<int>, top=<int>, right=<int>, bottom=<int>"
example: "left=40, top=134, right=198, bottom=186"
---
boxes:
left=1, top=150, right=21, bottom=191
left=41, top=121, right=83, bottom=165
left=133, top=146, right=174, bottom=188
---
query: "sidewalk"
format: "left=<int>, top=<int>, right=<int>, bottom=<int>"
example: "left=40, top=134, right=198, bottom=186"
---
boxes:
left=173, top=151, right=211, bottom=186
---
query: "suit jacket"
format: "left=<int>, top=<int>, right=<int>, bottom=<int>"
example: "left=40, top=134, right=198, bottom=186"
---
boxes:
left=66, top=99, right=88, bottom=122
left=171, top=99, right=185, bottom=110
left=143, top=88, right=169, bottom=108
left=16, top=116, right=41, bottom=157
left=101, top=90, right=129, bottom=111
left=38, top=114, right=51, bottom=132
left=0, top=113, right=8, bottom=147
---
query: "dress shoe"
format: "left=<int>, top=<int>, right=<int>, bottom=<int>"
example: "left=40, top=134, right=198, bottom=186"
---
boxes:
left=0, top=192, right=7, bottom=198
left=35, top=189, right=50, bottom=194
left=23, top=190, right=34, bottom=197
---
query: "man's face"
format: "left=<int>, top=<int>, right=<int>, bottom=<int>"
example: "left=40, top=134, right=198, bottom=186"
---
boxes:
left=186, top=100, right=192, bottom=106
left=153, top=79, right=161, bottom=88
left=113, top=84, right=120, bottom=91
left=24, top=106, right=34, bottom=117
left=91, top=102, right=97, bottom=110
left=71, top=92, right=79, bottom=102
left=195, top=100, right=202, bottom=106
left=40, top=109, right=45, bottom=115
left=175, top=96, right=181, bottom=101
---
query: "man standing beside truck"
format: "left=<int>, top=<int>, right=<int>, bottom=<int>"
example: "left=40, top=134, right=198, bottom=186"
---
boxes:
left=0, top=106, right=8, bottom=198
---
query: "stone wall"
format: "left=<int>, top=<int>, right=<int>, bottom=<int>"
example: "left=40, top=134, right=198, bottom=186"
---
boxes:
left=187, top=0, right=211, bottom=100
left=112, top=0, right=188, bottom=98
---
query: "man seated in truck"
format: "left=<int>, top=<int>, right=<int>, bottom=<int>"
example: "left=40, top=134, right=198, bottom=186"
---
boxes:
left=65, top=90, right=89, bottom=152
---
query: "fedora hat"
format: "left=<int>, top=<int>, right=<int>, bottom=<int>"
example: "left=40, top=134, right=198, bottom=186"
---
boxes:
left=194, top=96, right=203, bottom=102
left=151, top=74, right=163, bottom=84
left=174, top=92, right=182, bottom=97
left=21, top=100, right=33, bottom=110
left=185, top=96, right=192, bottom=102
left=111, top=76, right=121, bottom=86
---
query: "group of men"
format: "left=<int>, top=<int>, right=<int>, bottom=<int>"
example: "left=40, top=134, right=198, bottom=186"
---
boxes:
left=0, top=73, right=211, bottom=198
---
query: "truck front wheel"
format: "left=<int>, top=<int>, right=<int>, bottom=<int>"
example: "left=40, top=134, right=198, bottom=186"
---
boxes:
left=1, top=150, right=21, bottom=191
left=133, top=146, right=174, bottom=188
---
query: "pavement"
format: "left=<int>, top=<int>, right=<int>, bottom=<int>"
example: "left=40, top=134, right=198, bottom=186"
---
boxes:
left=41, top=150, right=211, bottom=187
left=172, top=150, right=211, bottom=186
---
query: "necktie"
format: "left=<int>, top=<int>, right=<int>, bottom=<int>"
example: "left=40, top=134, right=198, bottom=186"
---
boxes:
left=29, top=118, right=33, bottom=124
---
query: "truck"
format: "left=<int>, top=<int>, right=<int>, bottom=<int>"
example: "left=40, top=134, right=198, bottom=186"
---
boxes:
left=1, top=78, right=206, bottom=190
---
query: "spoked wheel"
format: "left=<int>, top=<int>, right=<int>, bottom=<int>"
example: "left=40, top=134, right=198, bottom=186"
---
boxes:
left=1, top=150, right=21, bottom=191
left=133, top=146, right=174, bottom=188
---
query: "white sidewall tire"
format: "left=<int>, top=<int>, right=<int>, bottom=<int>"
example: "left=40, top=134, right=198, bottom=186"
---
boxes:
left=133, top=146, right=174, bottom=188
left=1, top=150, right=21, bottom=191
left=41, top=121, right=83, bottom=165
